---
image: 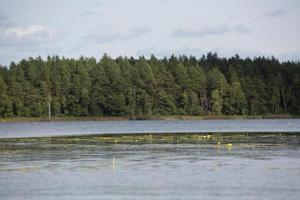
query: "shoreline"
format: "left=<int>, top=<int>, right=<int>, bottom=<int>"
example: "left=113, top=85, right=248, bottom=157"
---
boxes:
left=0, top=114, right=297, bottom=123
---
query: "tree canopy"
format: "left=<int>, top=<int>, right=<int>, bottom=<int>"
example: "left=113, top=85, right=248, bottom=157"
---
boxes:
left=0, top=54, right=299, bottom=117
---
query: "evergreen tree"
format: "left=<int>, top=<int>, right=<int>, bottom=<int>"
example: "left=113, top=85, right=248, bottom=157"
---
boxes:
left=0, top=53, right=299, bottom=118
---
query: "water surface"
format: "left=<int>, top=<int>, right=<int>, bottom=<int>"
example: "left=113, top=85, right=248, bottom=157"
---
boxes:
left=0, top=119, right=300, bottom=138
left=0, top=133, right=300, bottom=200
left=1, top=120, right=300, bottom=199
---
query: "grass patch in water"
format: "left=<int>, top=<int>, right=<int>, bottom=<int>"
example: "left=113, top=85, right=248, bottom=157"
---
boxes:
left=0, top=133, right=299, bottom=153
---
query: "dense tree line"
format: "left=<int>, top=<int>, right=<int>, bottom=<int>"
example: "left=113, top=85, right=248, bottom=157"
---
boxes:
left=0, top=53, right=300, bottom=118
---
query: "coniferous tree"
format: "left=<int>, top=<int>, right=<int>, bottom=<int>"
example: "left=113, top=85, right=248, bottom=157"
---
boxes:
left=0, top=53, right=299, bottom=118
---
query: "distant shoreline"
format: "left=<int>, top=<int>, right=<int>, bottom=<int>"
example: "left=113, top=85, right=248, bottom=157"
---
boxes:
left=0, top=114, right=297, bottom=123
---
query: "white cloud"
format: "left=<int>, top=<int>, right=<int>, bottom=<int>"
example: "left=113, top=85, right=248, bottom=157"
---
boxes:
left=81, top=11, right=101, bottom=17
left=256, top=9, right=288, bottom=20
left=171, top=24, right=229, bottom=37
left=83, top=26, right=151, bottom=43
left=171, top=23, right=250, bottom=38
left=0, top=25, right=61, bottom=46
left=264, top=9, right=288, bottom=18
left=233, top=24, right=251, bottom=34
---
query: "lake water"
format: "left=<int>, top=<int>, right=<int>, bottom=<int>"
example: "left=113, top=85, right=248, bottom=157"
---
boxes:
left=0, top=119, right=300, bottom=138
left=0, top=119, right=300, bottom=200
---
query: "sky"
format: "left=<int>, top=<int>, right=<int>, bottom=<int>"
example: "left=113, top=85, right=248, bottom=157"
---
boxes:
left=0, top=0, right=299, bottom=66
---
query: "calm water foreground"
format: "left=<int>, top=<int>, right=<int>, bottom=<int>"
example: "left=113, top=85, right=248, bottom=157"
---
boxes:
left=0, top=120, right=300, bottom=200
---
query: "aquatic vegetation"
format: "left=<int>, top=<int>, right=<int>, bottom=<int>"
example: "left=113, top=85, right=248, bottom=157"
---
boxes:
left=226, top=143, right=233, bottom=147
left=0, top=132, right=298, bottom=148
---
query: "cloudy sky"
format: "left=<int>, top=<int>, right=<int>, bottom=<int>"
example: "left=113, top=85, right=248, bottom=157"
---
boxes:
left=0, top=0, right=299, bottom=66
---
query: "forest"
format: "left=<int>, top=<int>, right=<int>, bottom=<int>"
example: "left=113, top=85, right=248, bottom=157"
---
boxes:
left=0, top=53, right=300, bottom=118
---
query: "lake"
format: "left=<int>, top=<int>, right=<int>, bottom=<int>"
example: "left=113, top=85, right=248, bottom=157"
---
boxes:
left=0, top=119, right=300, bottom=138
left=0, top=119, right=300, bottom=200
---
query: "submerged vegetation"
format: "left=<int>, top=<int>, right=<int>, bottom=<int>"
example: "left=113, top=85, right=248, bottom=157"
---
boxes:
left=0, top=132, right=298, bottom=146
left=0, top=53, right=300, bottom=118
left=1, top=133, right=299, bottom=158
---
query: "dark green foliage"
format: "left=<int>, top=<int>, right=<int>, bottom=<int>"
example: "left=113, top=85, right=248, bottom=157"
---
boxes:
left=0, top=53, right=300, bottom=117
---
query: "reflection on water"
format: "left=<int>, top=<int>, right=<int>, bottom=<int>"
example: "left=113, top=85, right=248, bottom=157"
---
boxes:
left=0, top=133, right=300, bottom=200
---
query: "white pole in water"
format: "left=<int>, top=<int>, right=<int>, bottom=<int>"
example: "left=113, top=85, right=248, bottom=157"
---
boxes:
left=48, top=95, right=51, bottom=120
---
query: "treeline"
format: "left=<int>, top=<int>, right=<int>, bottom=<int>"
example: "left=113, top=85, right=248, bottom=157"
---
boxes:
left=0, top=53, right=300, bottom=118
